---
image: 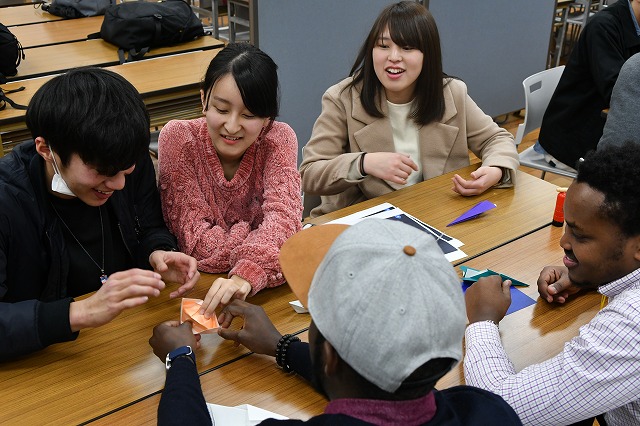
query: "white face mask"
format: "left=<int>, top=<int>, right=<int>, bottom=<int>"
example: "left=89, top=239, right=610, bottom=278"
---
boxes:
left=50, top=151, right=76, bottom=197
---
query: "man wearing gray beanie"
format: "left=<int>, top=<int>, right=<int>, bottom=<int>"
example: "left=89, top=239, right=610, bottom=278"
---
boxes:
left=150, top=220, right=522, bottom=425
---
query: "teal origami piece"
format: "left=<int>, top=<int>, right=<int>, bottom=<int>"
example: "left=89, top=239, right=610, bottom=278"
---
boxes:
left=460, top=265, right=529, bottom=287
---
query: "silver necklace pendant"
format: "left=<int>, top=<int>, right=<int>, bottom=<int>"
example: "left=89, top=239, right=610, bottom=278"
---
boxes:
left=100, top=274, right=108, bottom=285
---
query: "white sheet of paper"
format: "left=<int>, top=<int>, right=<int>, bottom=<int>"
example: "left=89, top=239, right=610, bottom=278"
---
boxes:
left=289, top=300, right=309, bottom=314
left=463, top=268, right=487, bottom=279
left=326, top=202, right=397, bottom=225
left=207, top=403, right=288, bottom=426
left=326, top=203, right=467, bottom=262
left=243, top=404, right=288, bottom=424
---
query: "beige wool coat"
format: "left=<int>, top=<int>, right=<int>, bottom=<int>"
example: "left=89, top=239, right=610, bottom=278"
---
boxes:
left=299, top=77, right=519, bottom=217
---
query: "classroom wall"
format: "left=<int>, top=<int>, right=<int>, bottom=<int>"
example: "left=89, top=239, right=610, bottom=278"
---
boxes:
left=429, top=0, right=555, bottom=118
left=257, top=0, right=392, bottom=165
left=257, top=0, right=555, bottom=164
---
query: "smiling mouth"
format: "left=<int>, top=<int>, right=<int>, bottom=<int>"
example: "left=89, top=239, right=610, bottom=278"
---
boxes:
left=386, top=67, right=405, bottom=75
left=222, top=134, right=241, bottom=141
left=563, top=251, right=579, bottom=269
left=95, top=189, right=113, bottom=195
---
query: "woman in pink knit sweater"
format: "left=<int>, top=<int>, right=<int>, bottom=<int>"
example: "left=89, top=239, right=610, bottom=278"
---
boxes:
left=158, top=43, right=302, bottom=316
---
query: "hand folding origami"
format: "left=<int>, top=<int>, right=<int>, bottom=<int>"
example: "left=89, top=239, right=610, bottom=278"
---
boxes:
left=181, top=298, right=220, bottom=334
left=460, top=265, right=529, bottom=287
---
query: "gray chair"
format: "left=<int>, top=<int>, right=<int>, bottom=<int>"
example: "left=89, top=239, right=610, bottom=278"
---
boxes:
left=226, top=0, right=253, bottom=43
left=187, top=0, right=221, bottom=37
left=148, top=130, right=161, bottom=157
left=300, top=145, right=322, bottom=219
left=302, top=192, right=321, bottom=220
left=515, top=65, right=577, bottom=180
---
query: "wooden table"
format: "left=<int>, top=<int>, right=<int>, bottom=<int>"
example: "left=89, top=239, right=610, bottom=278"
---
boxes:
left=1, top=4, right=63, bottom=26
left=1, top=49, right=220, bottom=155
left=91, top=344, right=327, bottom=425
left=0, top=274, right=312, bottom=425
left=306, top=166, right=560, bottom=265
left=6, top=35, right=224, bottom=82
left=10, top=16, right=104, bottom=48
left=1, top=168, right=593, bottom=425
left=0, top=0, right=42, bottom=7
left=437, top=225, right=601, bottom=389
left=90, top=225, right=603, bottom=424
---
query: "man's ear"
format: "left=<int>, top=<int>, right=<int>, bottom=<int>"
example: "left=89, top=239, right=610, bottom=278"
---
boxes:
left=322, top=340, right=340, bottom=377
left=631, top=234, right=640, bottom=263
left=35, top=137, right=53, bottom=162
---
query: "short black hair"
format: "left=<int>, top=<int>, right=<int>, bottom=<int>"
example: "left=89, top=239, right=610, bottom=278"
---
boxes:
left=344, top=357, right=454, bottom=401
left=201, top=43, right=279, bottom=120
left=25, top=67, right=150, bottom=176
left=314, top=327, right=454, bottom=401
left=577, top=142, right=640, bottom=237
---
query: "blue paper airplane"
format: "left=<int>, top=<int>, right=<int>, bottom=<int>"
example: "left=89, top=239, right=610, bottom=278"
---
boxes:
left=447, top=200, right=496, bottom=226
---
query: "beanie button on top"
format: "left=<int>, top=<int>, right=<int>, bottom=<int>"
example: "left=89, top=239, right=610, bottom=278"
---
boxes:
left=403, top=245, right=416, bottom=256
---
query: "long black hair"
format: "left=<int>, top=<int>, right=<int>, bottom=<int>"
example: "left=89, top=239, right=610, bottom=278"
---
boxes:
left=201, top=43, right=279, bottom=122
left=348, top=1, right=447, bottom=126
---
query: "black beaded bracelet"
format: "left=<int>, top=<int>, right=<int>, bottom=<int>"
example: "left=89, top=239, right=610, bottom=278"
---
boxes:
left=275, top=334, right=300, bottom=373
left=359, top=152, right=368, bottom=176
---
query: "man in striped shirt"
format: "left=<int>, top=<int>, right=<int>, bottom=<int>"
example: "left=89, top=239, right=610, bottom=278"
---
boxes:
left=463, top=142, right=640, bottom=426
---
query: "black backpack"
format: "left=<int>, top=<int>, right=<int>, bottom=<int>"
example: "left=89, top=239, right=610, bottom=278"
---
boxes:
left=0, top=23, right=25, bottom=79
left=0, top=85, right=27, bottom=111
left=42, top=0, right=114, bottom=19
left=89, top=0, right=205, bottom=63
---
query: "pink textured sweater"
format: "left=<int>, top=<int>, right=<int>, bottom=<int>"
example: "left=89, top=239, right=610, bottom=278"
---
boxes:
left=158, top=118, right=302, bottom=295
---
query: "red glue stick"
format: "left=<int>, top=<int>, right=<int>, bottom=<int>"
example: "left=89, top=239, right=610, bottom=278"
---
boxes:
left=552, top=187, right=567, bottom=227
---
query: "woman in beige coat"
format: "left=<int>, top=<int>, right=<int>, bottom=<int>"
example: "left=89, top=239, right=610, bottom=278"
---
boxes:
left=300, top=1, right=519, bottom=217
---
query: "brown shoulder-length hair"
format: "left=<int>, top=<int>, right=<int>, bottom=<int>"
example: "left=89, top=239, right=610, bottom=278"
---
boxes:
left=348, top=1, right=447, bottom=126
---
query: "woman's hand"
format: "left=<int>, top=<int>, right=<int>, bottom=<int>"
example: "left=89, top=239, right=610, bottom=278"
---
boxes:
left=451, top=166, right=503, bottom=196
left=198, top=275, right=252, bottom=319
left=362, top=152, right=418, bottom=185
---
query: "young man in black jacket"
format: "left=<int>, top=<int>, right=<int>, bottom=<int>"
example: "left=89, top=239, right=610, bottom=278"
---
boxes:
left=150, top=220, right=522, bottom=425
left=0, top=68, right=200, bottom=361
left=533, top=0, right=640, bottom=170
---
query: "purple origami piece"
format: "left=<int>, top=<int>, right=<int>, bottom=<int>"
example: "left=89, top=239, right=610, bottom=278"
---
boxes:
left=447, top=200, right=496, bottom=226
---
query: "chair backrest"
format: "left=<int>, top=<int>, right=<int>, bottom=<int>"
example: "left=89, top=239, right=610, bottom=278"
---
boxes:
left=300, top=144, right=322, bottom=219
left=514, top=65, right=565, bottom=145
left=302, top=192, right=321, bottom=219
left=567, top=0, right=593, bottom=23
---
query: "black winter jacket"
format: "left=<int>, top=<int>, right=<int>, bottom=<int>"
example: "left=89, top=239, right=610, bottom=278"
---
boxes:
left=158, top=342, right=523, bottom=426
left=0, top=141, right=177, bottom=361
left=539, top=0, right=640, bottom=167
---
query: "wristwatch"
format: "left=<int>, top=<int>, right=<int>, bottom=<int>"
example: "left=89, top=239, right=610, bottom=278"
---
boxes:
left=165, top=345, right=194, bottom=370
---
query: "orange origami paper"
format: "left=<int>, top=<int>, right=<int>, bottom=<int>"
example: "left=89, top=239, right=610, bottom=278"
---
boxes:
left=180, top=298, right=220, bottom=334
